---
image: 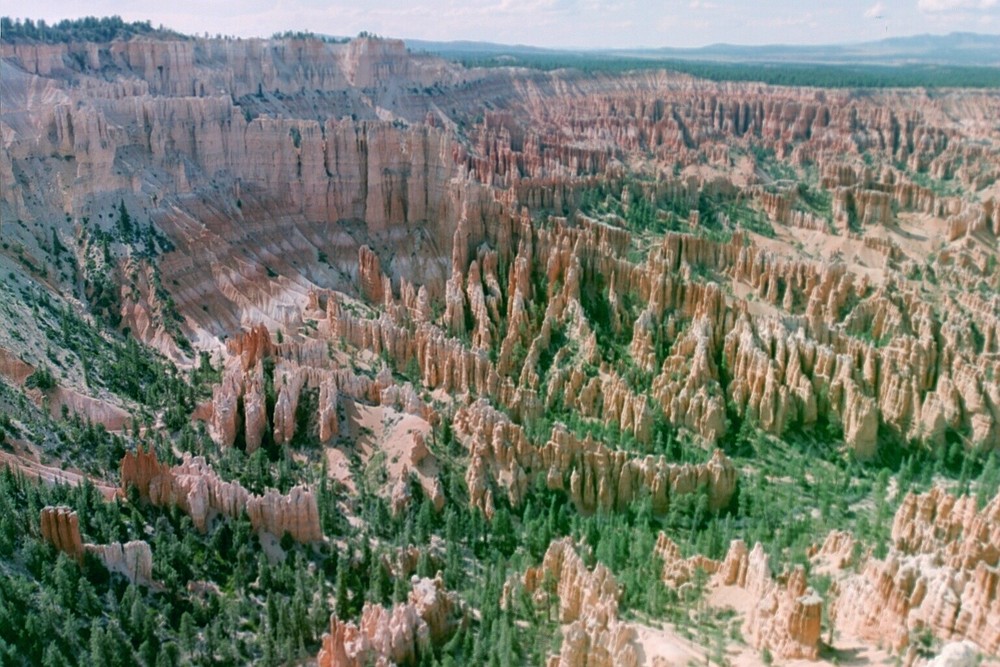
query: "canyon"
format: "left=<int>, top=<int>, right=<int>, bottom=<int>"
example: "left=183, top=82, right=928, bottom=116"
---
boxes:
left=1, top=22, right=998, bottom=667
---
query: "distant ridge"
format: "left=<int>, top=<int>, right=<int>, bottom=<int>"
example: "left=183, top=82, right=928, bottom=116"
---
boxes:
left=406, top=32, right=1000, bottom=67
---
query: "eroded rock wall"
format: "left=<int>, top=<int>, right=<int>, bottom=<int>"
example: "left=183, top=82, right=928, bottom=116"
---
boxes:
left=120, top=447, right=322, bottom=543
left=39, top=506, right=153, bottom=583
left=316, top=574, right=462, bottom=667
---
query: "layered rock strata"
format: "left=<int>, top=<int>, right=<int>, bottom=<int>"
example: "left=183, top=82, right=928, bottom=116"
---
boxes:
left=3, top=32, right=997, bottom=463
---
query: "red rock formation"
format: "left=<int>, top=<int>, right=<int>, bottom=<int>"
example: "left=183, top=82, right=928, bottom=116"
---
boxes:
left=9, top=28, right=996, bottom=462
left=891, top=487, right=1000, bottom=570
left=809, top=529, right=858, bottom=570
left=703, top=540, right=823, bottom=660
left=39, top=506, right=153, bottom=583
left=358, top=245, right=388, bottom=305
left=745, top=565, right=823, bottom=661
left=316, top=574, right=462, bottom=667
left=40, top=506, right=84, bottom=560
left=654, top=533, right=720, bottom=586
left=0, top=347, right=34, bottom=385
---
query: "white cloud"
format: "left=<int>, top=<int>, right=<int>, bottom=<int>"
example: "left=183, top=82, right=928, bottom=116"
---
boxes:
left=918, top=0, right=998, bottom=12
left=864, top=1, right=886, bottom=17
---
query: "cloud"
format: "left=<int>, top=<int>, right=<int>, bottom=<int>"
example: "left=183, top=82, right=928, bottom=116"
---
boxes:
left=864, top=1, right=886, bottom=17
left=918, top=0, right=998, bottom=12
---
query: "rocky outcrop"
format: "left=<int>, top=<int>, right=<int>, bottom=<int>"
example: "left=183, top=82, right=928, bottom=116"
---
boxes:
left=4, top=28, right=998, bottom=464
left=708, top=539, right=823, bottom=660
left=40, top=506, right=84, bottom=559
left=453, top=399, right=737, bottom=518
left=830, top=488, right=1000, bottom=657
left=808, top=529, right=858, bottom=570
left=890, top=486, right=1000, bottom=570
left=654, top=533, right=720, bottom=586
left=316, top=574, right=462, bottom=667
left=206, top=324, right=440, bottom=450
left=650, top=535, right=825, bottom=660
left=39, top=506, right=153, bottom=583
left=86, top=541, right=154, bottom=584
left=744, top=564, right=823, bottom=661
left=120, top=447, right=322, bottom=543
left=522, top=538, right=638, bottom=667
left=359, top=246, right=389, bottom=306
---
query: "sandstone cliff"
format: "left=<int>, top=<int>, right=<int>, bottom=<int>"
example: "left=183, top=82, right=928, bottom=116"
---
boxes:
left=40, top=506, right=153, bottom=584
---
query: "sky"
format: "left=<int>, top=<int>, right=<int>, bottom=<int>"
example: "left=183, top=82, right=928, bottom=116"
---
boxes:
left=12, top=0, right=1000, bottom=49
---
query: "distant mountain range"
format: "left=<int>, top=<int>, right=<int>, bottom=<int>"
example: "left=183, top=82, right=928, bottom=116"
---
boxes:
left=405, top=32, right=1000, bottom=67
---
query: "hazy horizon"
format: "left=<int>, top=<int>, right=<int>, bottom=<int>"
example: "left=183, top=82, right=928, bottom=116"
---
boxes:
left=8, top=1, right=1000, bottom=50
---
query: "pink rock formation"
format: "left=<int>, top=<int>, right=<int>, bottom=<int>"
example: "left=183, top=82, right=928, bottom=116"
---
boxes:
left=709, top=540, right=823, bottom=660
left=359, top=245, right=388, bottom=305
left=744, top=565, right=823, bottom=661
left=3, top=28, right=997, bottom=463
left=316, top=574, right=462, bottom=667
left=453, top=399, right=737, bottom=518
left=830, top=488, right=1000, bottom=657
left=653, top=533, right=720, bottom=586
left=40, top=505, right=84, bottom=560
left=120, top=447, right=323, bottom=543
left=809, top=529, right=858, bottom=570
left=39, top=506, right=153, bottom=583
left=891, top=486, right=1000, bottom=570
left=522, top=538, right=639, bottom=667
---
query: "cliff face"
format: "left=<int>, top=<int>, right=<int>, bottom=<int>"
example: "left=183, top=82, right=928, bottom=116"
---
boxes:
left=3, top=30, right=997, bottom=460
left=39, top=506, right=153, bottom=583
left=316, top=574, right=462, bottom=667
left=0, top=36, right=459, bottom=101
left=120, top=447, right=322, bottom=543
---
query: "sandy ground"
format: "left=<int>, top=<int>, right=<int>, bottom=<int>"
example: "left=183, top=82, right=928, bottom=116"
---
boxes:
left=325, top=446, right=357, bottom=493
left=633, top=621, right=707, bottom=666
left=336, top=398, right=437, bottom=499
left=619, top=584, right=903, bottom=667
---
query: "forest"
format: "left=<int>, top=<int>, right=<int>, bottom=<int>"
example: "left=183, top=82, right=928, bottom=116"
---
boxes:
left=449, top=52, right=1000, bottom=89
left=0, top=16, right=183, bottom=44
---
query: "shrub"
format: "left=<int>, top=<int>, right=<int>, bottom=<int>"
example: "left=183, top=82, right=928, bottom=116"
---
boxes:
left=25, top=366, right=56, bottom=391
